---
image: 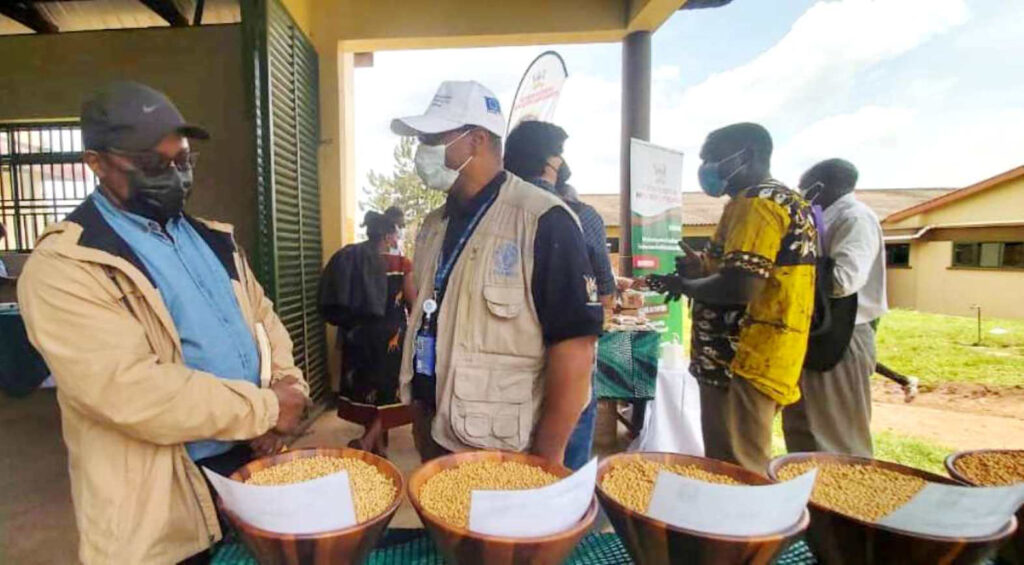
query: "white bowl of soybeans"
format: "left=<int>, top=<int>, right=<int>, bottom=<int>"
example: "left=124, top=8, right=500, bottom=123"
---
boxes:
left=947, top=449, right=1024, bottom=565
left=595, top=452, right=809, bottom=565
left=220, top=447, right=404, bottom=565
left=407, top=450, right=599, bottom=565
left=770, top=452, right=1018, bottom=565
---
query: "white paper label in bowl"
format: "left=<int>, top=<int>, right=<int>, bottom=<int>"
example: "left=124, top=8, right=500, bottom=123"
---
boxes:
left=203, top=467, right=357, bottom=535
left=646, top=469, right=816, bottom=537
left=467, top=457, right=597, bottom=538
left=878, top=482, right=1024, bottom=538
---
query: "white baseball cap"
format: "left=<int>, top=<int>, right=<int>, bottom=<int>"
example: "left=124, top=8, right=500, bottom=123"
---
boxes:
left=391, top=80, right=506, bottom=139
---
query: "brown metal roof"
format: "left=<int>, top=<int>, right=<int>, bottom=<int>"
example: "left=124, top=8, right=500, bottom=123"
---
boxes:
left=580, top=188, right=955, bottom=229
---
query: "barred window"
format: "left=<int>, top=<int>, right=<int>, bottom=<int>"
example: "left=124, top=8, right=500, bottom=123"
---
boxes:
left=1, top=123, right=94, bottom=252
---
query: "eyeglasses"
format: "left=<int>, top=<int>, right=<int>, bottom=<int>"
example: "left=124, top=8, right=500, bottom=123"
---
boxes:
left=106, top=148, right=199, bottom=176
left=418, top=126, right=476, bottom=147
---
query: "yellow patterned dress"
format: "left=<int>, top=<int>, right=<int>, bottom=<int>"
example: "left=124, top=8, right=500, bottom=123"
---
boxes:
left=689, top=179, right=817, bottom=405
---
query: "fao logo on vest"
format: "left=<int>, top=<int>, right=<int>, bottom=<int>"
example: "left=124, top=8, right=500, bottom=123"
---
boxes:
left=493, top=241, right=520, bottom=278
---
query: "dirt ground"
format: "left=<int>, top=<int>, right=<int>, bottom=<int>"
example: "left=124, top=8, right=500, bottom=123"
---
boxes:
left=872, top=379, right=1024, bottom=450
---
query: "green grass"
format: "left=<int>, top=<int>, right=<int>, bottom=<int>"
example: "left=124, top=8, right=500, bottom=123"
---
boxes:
left=770, top=417, right=952, bottom=475
left=876, top=309, right=1024, bottom=388
left=680, top=306, right=1024, bottom=388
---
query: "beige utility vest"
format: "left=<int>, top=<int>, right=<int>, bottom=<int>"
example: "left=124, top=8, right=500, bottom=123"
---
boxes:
left=399, top=173, right=577, bottom=453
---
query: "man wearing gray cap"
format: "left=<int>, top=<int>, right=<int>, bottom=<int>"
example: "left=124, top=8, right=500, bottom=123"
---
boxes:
left=17, top=82, right=309, bottom=564
left=393, top=81, right=603, bottom=464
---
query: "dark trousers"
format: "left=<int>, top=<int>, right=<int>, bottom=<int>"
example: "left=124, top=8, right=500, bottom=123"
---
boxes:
left=563, top=393, right=598, bottom=471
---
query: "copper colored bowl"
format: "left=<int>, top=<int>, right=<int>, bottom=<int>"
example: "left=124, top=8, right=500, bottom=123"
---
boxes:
left=407, top=450, right=598, bottom=565
left=769, top=452, right=1017, bottom=565
left=947, top=449, right=1024, bottom=565
left=220, top=447, right=404, bottom=565
left=596, top=452, right=809, bottom=565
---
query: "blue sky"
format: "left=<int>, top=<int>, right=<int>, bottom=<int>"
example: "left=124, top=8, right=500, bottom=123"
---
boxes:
left=355, top=0, right=1024, bottom=197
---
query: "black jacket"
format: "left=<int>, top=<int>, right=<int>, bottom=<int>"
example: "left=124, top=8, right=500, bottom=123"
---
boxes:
left=318, top=241, right=387, bottom=330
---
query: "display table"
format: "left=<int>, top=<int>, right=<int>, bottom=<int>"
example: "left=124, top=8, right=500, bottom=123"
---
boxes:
left=629, top=363, right=704, bottom=456
left=595, top=330, right=659, bottom=401
left=596, top=330, right=660, bottom=436
left=211, top=528, right=819, bottom=565
left=0, top=304, right=50, bottom=397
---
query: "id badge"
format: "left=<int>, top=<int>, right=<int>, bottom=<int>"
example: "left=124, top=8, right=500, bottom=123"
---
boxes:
left=414, top=331, right=437, bottom=377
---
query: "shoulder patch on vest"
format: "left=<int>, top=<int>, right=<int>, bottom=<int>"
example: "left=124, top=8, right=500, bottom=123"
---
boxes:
left=584, top=274, right=599, bottom=304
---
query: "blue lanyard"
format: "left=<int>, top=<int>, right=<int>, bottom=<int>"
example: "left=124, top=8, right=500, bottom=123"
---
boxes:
left=433, top=189, right=499, bottom=296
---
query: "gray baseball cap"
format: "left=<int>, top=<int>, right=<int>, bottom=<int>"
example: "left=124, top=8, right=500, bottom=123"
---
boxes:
left=81, top=81, right=209, bottom=151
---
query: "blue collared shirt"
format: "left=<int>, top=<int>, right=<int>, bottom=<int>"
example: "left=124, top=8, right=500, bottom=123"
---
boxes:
left=91, top=191, right=260, bottom=461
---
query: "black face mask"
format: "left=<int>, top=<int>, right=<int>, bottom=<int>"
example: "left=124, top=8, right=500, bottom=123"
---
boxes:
left=124, top=166, right=193, bottom=225
left=555, top=161, right=572, bottom=190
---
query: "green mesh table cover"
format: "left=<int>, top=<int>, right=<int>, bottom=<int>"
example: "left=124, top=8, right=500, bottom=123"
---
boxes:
left=595, top=330, right=659, bottom=401
left=211, top=529, right=821, bottom=565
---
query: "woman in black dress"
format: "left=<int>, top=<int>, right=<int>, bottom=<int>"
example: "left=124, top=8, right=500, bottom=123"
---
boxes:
left=319, top=208, right=415, bottom=456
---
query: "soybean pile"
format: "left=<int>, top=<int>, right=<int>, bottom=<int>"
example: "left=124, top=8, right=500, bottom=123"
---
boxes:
left=245, top=456, right=396, bottom=522
left=777, top=461, right=925, bottom=523
left=418, top=460, right=559, bottom=528
left=954, top=451, right=1024, bottom=486
left=600, top=457, right=740, bottom=514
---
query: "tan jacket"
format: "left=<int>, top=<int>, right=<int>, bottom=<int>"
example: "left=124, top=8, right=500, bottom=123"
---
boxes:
left=399, top=174, right=574, bottom=452
left=17, top=199, right=307, bottom=565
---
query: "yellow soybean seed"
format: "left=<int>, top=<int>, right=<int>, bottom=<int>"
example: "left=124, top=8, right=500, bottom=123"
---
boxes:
left=418, top=461, right=559, bottom=528
left=777, top=461, right=925, bottom=523
left=245, top=456, right=396, bottom=523
left=954, top=452, right=1024, bottom=487
left=599, top=457, right=740, bottom=513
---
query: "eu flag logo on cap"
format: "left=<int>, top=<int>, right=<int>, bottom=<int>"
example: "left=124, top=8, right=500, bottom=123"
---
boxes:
left=484, top=97, right=501, bottom=114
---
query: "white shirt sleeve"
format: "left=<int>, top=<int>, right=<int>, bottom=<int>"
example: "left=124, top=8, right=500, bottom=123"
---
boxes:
left=828, top=214, right=882, bottom=298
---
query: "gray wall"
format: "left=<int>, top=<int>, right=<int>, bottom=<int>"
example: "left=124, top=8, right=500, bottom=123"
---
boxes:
left=0, top=25, right=258, bottom=251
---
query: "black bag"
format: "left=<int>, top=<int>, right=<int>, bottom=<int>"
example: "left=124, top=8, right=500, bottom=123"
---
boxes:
left=317, top=241, right=387, bottom=331
left=804, top=256, right=858, bottom=371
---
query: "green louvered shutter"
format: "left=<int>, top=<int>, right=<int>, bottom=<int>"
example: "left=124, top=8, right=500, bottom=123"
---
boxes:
left=243, top=0, right=327, bottom=402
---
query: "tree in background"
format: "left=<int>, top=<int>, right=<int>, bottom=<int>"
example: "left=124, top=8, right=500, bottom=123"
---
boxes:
left=363, top=136, right=444, bottom=255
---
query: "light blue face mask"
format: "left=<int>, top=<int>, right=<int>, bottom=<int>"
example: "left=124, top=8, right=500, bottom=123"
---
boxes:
left=698, top=148, right=748, bottom=198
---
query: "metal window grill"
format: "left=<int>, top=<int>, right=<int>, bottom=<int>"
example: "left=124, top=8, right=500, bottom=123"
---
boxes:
left=0, top=122, right=92, bottom=252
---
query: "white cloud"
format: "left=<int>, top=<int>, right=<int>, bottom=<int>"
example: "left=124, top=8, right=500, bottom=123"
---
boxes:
left=555, top=72, right=621, bottom=195
left=777, top=103, right=1024, bottom=189
left=650, top=0, right=970, bottom=189
left=354, top=44, right=623, bottom=201
left=778, top=105, right=918, bottom=184
left=354, top=46, right=532, bottom=202
left=653, top=65, right=680, bottom=81
left=353, top=0, right=1024, bottom=203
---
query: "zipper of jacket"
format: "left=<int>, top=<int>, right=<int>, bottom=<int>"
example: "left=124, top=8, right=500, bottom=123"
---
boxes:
left=184, top=455, right=216, bottom=545
left=104, top=266, right=215, bottom=545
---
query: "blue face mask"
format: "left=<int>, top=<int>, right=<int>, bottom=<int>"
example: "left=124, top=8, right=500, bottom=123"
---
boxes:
left=698, top=148, right=748, bottom=198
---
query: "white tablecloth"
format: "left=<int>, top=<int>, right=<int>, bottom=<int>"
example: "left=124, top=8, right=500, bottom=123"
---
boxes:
left=629, top=361, right=704, bottom=456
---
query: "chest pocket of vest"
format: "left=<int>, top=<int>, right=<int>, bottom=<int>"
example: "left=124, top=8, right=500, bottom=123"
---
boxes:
left=451, top=363, right=537, bottom=451
left=480, top=284, right=542, bottom=357
left=483, top=285, right=524, bottom=318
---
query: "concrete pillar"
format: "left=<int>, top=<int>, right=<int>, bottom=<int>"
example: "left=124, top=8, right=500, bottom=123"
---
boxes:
left=319, top=43, right=357, bottom=263
left=619, top=30, right=652, bottom=277
left=318, top=41, right=357, bottom=390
